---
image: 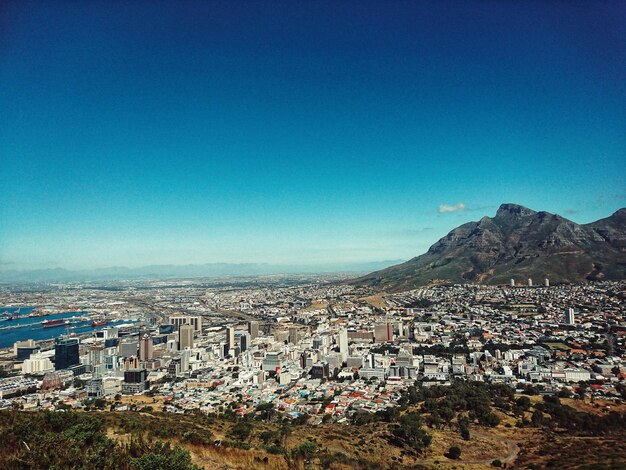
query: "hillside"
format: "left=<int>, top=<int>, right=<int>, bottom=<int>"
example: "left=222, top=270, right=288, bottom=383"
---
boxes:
left=356, top=204, right=626, bottom=291
left=1, top=383, right=625, bottom=469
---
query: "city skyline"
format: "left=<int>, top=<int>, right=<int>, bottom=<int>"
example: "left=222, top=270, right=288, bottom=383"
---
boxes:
left=2, top=1, right=625, bottom=270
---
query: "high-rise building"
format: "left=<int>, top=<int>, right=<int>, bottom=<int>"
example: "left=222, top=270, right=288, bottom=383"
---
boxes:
left=288, top=326, right=299, bottom=345
left=122, top=368, right=148, bottom=394
left=119, top=339, right=138, bottom=358
left=528, top=278, right=533, bottom=287
left=55, top=338, right=79, bottom=371
left=22, top=352, right=54, bottom=374
left=179, top=324, right=194, bottom=350
left=248, top=320, right=259, bottom=340
left=89, top=343, right=104, bottom=367
left=263, top=351, right=283, bottom=372
left=139, top=333, right=153, bottom=361
left=16, top=345, right=40, bottom=361
left=226, top=326, right=235, bottom=350
left=338, top=328, right=348, bottom=361
left=564, top=308, right=575, bottom=325
left=544, top=278, right=550, bottom=287
left=14, top=339, right=36, bottom=356
left=169, top=315, right=202, bottom=332
left=374, top=323, right=392, bottom=343
left=237, top=332, right=249, bottom=353
left=510, top=278, right=515, bottom=287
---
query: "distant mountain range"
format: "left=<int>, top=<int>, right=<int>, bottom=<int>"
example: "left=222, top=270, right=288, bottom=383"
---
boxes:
left=0, top=260, right=402, bottom=284
left=356, top=204, right=626, bottom=291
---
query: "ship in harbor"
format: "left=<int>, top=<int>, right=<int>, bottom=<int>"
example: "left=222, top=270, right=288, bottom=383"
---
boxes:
left=91, top=319, right=107, bottom=327
left=41, top=319, right=70, bottom=329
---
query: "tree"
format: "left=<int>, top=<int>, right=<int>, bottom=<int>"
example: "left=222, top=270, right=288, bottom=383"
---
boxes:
left=256, top=402, right=275, bottom=422
left=558, top=387, right=572, bottom=399
left=460, top=423, right=470, bottom=440
left=292, top=441, right=318, bottom=460
left=393, top=413, right=432, bottom=453
left=531, top=409, right=544, bottom=426
left=228, top=421, right=252, bottom=441
left=94, top=398, right=107, bottom=409
left=447, top=446, right=462, bottom=460
left=516, top=396, right=531, bottom=412
left=132, top=442, right=200, bottom=470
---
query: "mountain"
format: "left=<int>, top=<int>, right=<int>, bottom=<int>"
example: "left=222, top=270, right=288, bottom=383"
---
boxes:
left=0, top=260, right=402, bottom=284
left=355, top=204, right=626, bottom=291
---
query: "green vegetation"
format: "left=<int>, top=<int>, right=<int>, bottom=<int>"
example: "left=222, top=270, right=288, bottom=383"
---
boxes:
left=2, top=381, right=625, bottom=469
left=447, top=446, right=461, bottom=460
left=0, top=411, right=199, bottom=470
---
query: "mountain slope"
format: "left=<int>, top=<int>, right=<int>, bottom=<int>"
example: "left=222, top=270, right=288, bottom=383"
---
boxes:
left=356, top=204, right=626, bottom=291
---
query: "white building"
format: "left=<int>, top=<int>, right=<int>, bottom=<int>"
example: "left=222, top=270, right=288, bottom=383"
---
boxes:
left=22, top=352, right=54, bottom=374
left=338, top=328, right=348, bottom=362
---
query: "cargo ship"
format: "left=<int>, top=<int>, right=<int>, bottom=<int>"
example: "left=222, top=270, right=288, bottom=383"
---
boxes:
left=91, top=319, right=107, bottom=327
left=43, top=319, right=70, bottom=329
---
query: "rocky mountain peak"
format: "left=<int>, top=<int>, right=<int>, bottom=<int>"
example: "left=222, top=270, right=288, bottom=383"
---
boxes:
left=356, top=204, right=626, bottom=290
left=495, top=203, right=537, bottom=219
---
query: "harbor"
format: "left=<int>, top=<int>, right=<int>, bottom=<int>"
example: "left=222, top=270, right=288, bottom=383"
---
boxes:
left=0, top=308, right=125, bottom=348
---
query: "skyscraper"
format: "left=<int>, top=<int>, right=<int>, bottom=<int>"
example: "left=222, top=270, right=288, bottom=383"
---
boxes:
left=179, top=324, right=194, bottom=350
left=338, top=328, right=348, bottom=362
left=248, top=320, right=259, bottom=340
left=238, top=332, right=249, bottom=353
left=564, top=308, right=575, bottom=325
left=139, top=333, right=153, bottom=361
left=374, top=323, right=392, bottom=343
left=288, top=326, right=299, bottom=345
left=226, top=326, right=235, bottom=350
left=119, top=339, right=138, bottom=358
left=55, top=338, right=79, bottom=370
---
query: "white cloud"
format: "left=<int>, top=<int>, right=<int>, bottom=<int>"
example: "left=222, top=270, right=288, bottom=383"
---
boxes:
left=438, top=202, right=466, bottom=214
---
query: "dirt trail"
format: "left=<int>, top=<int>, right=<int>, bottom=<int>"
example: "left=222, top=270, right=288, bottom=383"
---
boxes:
left=418, top=434, right=520, bottom=467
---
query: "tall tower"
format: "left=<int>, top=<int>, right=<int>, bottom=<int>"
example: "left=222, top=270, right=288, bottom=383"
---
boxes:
left=338, top=328, right=348, bottom=362
left=527, top=278, right=533, bottom=287
left=179, top=324, right=194, bottom=350
left=564, top=308, right=575, bottom=325
left=226, top=326, right=235, bottom=350
left=248, top=321, right=259, bottom=340
left=139, top=333, right=153, bottom=361
left=288, top=326, right=299, bottom=345
left=55, top=338, right=79, bottom=371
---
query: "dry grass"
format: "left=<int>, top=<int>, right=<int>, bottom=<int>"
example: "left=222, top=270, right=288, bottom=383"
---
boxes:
left=188, top=444, right=289, bottom=470
left=561, top=397, right=626, bottom=415
left=518, top=435, right=626, bottom=469
left=119, top=394, right=166, bottom=407
left=360, top=293, right=387, bottom=310
left=302, top=300, right=329, bottom=312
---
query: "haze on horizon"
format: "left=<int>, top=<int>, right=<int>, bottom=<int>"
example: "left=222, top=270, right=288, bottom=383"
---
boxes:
left=1, top=1, right=625, bottom=272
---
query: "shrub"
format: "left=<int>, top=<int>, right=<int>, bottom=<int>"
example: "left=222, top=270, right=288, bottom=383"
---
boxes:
left=447, top=446, right=461, bottom=460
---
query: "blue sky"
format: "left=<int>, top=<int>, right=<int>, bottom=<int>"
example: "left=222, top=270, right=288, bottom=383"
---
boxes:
left=1, top=1, right=625, bottom=270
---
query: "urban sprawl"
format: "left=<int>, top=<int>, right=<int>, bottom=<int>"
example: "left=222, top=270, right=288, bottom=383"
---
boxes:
left=1, top=278, right=624, bottom=420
